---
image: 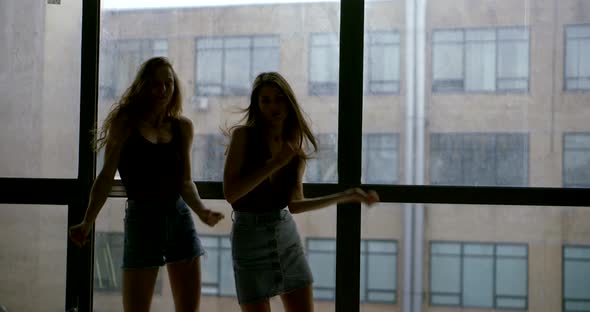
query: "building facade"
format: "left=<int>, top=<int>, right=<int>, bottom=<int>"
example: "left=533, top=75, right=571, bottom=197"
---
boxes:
left=1, top=0, right=589, bottom=311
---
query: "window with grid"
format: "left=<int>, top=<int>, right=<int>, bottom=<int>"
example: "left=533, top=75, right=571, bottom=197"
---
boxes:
left=195, top=35, right=280, bottom=96
left=200, top=235, right=236, bottom=297
left=429, top=241, right=528, bottom=309
left=192, top=134, right=226, bottom=181
left=563, top=133, right=590, bottom=187
left=310, top=31, right=400, bottom=96
left=432, top=27, right=529, bottom=93
left=565, top=25, right=590, bottom=91
left=563, top=245, right=590, bottom=312
left=94, top=232, right=163, bottom=293
left=306, top=238, right=397, bottom=303
left=99, top=39, right=168, bottom=99
left=365, top=31, right=400, bottom=94
left=430, top=133, right=529, bottom=186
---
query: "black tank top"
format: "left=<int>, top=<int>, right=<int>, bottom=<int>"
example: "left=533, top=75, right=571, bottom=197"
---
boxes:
left=231, top=126, right=300, bottom=212
left=118, top=118, right=183, bottom=201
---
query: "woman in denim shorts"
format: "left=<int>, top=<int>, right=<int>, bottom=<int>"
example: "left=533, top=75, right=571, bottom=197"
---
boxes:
left=68, top=57, right=224, bottom=311
left=223, top=72, right=379, bottom=311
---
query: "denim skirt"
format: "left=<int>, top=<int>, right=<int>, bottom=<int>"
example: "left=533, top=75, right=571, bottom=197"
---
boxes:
left=122, top=197, right=205, bottom=269
left=231, top=209, right=314, bottom=304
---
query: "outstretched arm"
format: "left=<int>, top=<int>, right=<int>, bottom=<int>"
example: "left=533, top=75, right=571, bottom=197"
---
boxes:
left=69, top=117, right=127, bottom=247
left=178, top=116, right=224, bottom=226
left=287, top=160, right=379, bottom=214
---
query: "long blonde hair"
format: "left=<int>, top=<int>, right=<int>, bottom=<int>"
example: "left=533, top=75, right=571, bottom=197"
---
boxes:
left=94, top=56, right=183, bottom=151
left=227, top=72, right=318, bottom=158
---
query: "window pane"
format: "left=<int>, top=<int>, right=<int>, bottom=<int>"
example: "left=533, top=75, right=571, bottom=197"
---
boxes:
left=462, top=257, right=494, bottom=307
left=465, top=31, right=495, bottom=91
left=431, top=254, right=461, bottom=292
left=0, top=204, right=67, bottom=311
left=0, top=1, right=80, bottom=178
left=496, top=258, right=527, bottom=296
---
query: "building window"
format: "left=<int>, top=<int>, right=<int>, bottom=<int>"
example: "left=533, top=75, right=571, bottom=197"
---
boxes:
left=563, top=245, right=590, bottom=312
left=366, top=31, right=400, bottom=94
left=195, top=35, right=280, bottom=96
left=193, top=134, right=226, bottom=181
left=305, top=133, right=338, bottom=183
left=563, top=133, right=590, bottom=187
left=94, top=232, right=163, bottom=293
left=306, top=238, right=397, bottom=304
left=430, top=241, right=528, bottom=309
left=309, top=33, right=339, bottom=96
left=430, top=133, right=529, bottom=186
left=99, top=39, right=168, bottom=98
left=362, top=134, right=399, bottom=184
left=200, top=235, right=236, bottom=296
left=309, top=31, right=400, bottom=96
left=432, top=27, right=529, bottom=93
left=565, top=25, right=590, bottom=91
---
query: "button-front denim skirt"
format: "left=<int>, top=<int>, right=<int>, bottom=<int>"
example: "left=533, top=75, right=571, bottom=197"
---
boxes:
left=230, top=209, right=314, bottom=304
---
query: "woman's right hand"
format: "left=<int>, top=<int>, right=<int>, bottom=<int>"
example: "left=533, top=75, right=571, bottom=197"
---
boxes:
left=69, top=221, right=93, bottom=248
left=274, top=142, right=303, bottom=166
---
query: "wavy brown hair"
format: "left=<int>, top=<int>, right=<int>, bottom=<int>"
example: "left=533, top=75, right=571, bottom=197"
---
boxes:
left=94, top=56, right=182, bottom=151
left=227, top=72, right=318, bottom=158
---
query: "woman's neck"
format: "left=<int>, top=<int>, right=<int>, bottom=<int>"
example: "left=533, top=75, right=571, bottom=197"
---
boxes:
left=143, top=112, right=167, bottom=128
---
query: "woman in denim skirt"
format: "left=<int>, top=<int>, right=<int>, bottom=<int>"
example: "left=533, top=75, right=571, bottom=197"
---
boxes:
left=68, top=57, right=224, bottom=312
left=223, top=72, right=379, bottom=312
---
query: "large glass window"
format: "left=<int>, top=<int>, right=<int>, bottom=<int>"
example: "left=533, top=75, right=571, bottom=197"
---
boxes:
left=306, top=238, right=397, bottom=303
left=565, top=25, right=590, bottom=91
left=362, top=134, right=399, bottom=184
left=0, top=0, right=81, bottom=178
left=195, top=35, right=280, bottom=96
left=430, top=133, right=529, bottom=186
left=430, top=241, right=528, bottom=309
left=193, top=134, right=226, bottom=181
left=200, top=235, right=236, bottom=297
left=432, top=27, right=529, bottom=93
left=563, top=245, right=590, bottom=312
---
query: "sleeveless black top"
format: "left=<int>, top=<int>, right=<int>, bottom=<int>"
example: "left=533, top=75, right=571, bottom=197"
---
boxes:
left=118, top=119, right=183, bottom=201
left=231, top=126, right=301, bottom=212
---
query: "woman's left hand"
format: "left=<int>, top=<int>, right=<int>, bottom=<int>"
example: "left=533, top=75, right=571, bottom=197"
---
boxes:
left=196, top=209, right=225, bottom=226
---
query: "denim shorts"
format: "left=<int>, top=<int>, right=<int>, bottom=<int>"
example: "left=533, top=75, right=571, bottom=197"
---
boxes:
left=230, top=209, right=314, bottom=304
left=122, top=197, right=205, bottom=269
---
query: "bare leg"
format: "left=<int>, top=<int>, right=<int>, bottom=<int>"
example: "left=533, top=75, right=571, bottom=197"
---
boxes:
left=240, top=299, right=271, bottom=312
left=167, top=257, right=201, bottom=312
left=280, top=285, right=314, bottom=312
left=122, top=267, right=159, bottom=312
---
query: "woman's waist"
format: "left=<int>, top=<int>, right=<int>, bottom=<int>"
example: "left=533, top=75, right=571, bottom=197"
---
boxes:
left=232, top=208, right=290, bottom=225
